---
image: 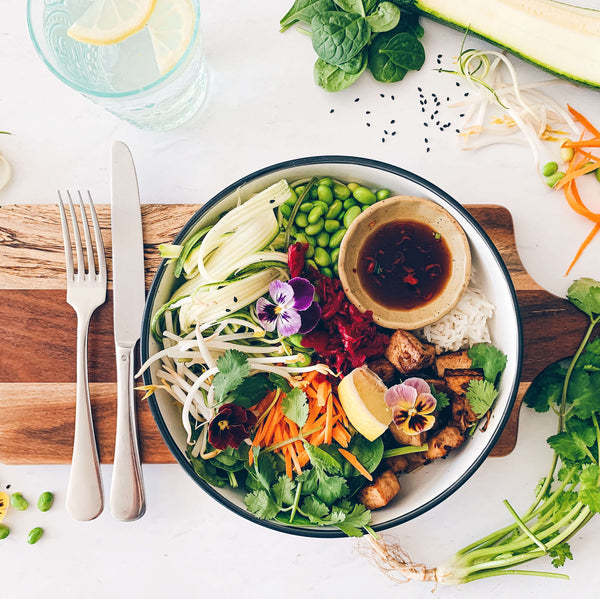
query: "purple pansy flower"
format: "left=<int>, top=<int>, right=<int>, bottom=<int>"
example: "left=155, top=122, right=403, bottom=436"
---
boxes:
left=256, top=277, right=321, bottom=337
left=384, top=377, right=437, bottom=436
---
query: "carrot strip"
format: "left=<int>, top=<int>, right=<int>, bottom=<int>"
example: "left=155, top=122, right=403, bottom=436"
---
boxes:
left=305, top=385, right=319, bottom=400
left=304, top=370, right=320, bottom=386
left=325, top=394, right=334, bottom=444
left=338, top=448, right=373, bottom=481
left=317, top=380, right=331, bottom=407
left=284, top=447, right=293, bottom=479
left=562, top=139, right=600, bottom=148
left=564, top=180, right=600, bottom=222
left=555, top=161, right=600, bottom=190
left=568, top=105, right=600, bottom=138
left=248, top=448, right=254, bottom=467
left=254, top=391, right=275, bottom=416
left=332, top=424, right=349, bottom=448
left=289, top=443, right=303, bottom=475
left=566, top=222, right=600, bottom=276
left=332, top=395, right=349, bottom=426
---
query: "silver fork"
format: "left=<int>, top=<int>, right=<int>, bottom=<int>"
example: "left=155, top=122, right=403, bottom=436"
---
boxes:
left=58, top=190, right=106, bottom=521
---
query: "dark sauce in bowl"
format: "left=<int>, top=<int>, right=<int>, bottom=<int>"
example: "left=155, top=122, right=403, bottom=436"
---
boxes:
left=357, top=220, right=452, bottom=310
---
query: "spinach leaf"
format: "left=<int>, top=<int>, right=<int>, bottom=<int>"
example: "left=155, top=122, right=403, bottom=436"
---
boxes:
left=363, top=0, right=380, bottom=14
left=380, top=31, right=425, bottom=70
left=311, top=12, right=371, bottom=66
left=280, top=0, right=336, bottom=29
left=229, top=374, right=273, bottom=408
left=345, top=435, right=384, bottom=476
left=188, top=453, right=228, bottom=487
left=338, top=52, right=367, bottom=74
left=366, top=1, right=401, bottom=32
left=314, top=56, right=366, bottom=91
left=333, top=0, right=365, bottom=15
left=367, top=31, right=407, bottom=83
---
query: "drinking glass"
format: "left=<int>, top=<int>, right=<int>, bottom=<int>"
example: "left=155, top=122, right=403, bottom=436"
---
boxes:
left=27, top=0, right=208, bottom=131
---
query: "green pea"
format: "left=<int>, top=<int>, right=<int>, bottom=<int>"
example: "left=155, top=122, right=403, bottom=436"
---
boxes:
left=306, top=259, right=318, bottom=271
left=11, top=492, right=28, bottom=511
left=295, top=212, right=309, bottom=228
left=316, top=231, right=330, bottom=247
left=343, top=198, right=358, bottom=210
left=318, top=177, right=333, bottom=187
left=27, top=527, right=43, bottom=545
left=314, top=247, right=331, bottom=267
left=332, top=183, right=351, bottom=200
left=284, top=188, right=298, bottom=206
left=0, top=524, right=9, bottom=540
left=324, top=219, right=340, bottom=233
left=352, top=186, right=377, bottom=205
left=307, top=205, right=326, bottom=224
left=329, top=228, right=347, bottom=249
left=343, top=205, right=362, bottom=228
left=320, top=267, right=333, bottom=278
left=546, top=171, right=566, bottom=188
left=542, top=161, right=558, bottom=177
left=376, top=189, right=391, bottom=201
left=298, top=201, right=314, bottom=213
left=326, top=200, right=343, bottom=220
left=305, top=219, right=324, bottom=236
left=317, top=184, right=334, bottom=204
left=280, top=203, right=292, bottom=218
left=331, top=247, right=340, bottom=263
left=347, top=182, right=360, bottom=192
left=37, top=492, right=54, bottom=513
left=596, top=168, right=600, bottom=184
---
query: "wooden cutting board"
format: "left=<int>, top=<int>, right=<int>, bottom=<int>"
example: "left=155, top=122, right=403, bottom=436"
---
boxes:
left=0, top=204, right=589, bottom=464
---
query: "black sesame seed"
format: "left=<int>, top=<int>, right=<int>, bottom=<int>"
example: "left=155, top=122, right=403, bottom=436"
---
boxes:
left=434, top=110, right=439, bottom=115
left=455, top=81, right=460, bottom=86
left=464, top=92, right=469, bottom=97
left=426, top=147, right=430, bottom=152
left=459, top=113, right=465, bottom=117
left=435, top=102, right=440, bottom=107
left=421, top=107, right=425, bottom=112
left=437, top=54, right=442, bottom=58
left=354, top=98, right=360, bottom=102
left=384, top=130, right=388, bottom=135
left=269, top=199, right=275, bottom=203
left=418, top=87, right=422, bottom=92
left=436, top=120, right=440, bottom=125
left=446, top=97, right=450, bottom=101
left=225, top=308, right=231, bottom=313
left=233, top=296, right=238, bottom=302
left=381, top=137, right=385, bottom=142
left=391, top=95, right=395, bottom=100
left=380, top=93, right=385, bottom=97
left=423, top=122, right=428, bottom=127
left=366, top=110, right=371, bottom=114
left=455, top=129, right=461, bottom=133
left=390, top=119, right=395, bottom=124
left=329, top=109, right=334, bottom=113
left=366, top=122, right=371, bottom=127
left=439, top=127, right=444, bottom=132
left=6, top=484, right=11, bottom=489
left=424, top=138, right=429, bottom=143
left=423, top=99, right=427, bottom=104
left=391, top=131, right=396, bottom=136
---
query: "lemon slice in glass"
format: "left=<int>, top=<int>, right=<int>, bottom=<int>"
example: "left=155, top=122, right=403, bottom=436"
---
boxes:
left=67, top=0, right=157, bottom=45
left=0, top=492, right=8, bottom=523
left=147, top=0, right=196, bottom=75
left=338, top=366, right=392, bottom=441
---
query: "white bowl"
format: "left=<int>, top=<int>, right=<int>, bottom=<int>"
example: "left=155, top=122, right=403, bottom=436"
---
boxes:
left=141, top=156, right=523, bottom=538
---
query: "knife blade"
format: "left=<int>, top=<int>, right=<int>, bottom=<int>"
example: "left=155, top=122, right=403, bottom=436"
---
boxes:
left=110, top=140, right=146, bottom=521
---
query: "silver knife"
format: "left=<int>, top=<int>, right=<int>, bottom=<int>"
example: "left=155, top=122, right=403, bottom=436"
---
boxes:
left=110, top=141, right=146, bottom=521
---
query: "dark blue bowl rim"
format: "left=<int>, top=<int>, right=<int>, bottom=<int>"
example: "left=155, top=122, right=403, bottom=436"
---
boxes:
left=141, top=155, right=523, bottom=539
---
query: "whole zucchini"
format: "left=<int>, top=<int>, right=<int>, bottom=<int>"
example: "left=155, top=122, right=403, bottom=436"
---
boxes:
left=413, top=0, right=600, bottom=88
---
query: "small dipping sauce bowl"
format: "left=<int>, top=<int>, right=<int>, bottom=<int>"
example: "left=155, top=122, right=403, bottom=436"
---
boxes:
left=338, top=195, right=471, bottom=329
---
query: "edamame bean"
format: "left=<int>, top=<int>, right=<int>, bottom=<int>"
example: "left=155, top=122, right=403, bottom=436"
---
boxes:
left=0, top=524, right=9, bottom=540
left=295, top=232, right=309, bottom=244
left=306, top=259, right=318, bottom=271
left=292, top=353, right=312, bottom=368
left=347, top=182, right=360, bottom=192
left=329, top=228, right=346, bottom=249
left=546, top=171, right=565, bottom=188
left=326, top=200, right=343, bottom=219
left=352, top=186, right=376, bottom=205
left=318, top=177, right=333, bottom=187
left=560, top=147, right=574, bottom=163
left=317, top=184, right=334, bottom=204
left=331, top=247, right=340, bottom=264
left=305, top=219, right=324, bottom=236
left=313, top=200, right=329, bottom=212
left=343, top=205, right=362, bottom=228
left=280, top=203, right=292, bottom=218
left=321, top=267, right=333, bottom=278
left=343, top=198, right=358, bottom=210
left=290, top=224, right=298, bottom=236
left=37, top=492, right=54, bottom=513
left=324, top=219, right=340, bottom=233
left=27, top=527, right=43, bottom=545
left=333, top=262, right=339, bottom=277
left=542, top=161, right=558, bottom=177
left=376, top=189, right=391, bottom=201
left=11, top=492, right=28, bottom=511
left=307, top=205, right=326, bottom=224
left=332, top=183, right=351, bottom=200
left=314, top=247, right=331, bottom=267
left=294, top=185, right=305, bottom=197
left=295, top=212, right=309, bottom=228
left=309, top=186, right=318, bottom=200
left=316, top=231, right=330, bottom=247
left=288, top=333, right=304, bottom=348
left=305, top=244, right=315, bottom=259
left=596, top=168, right=600, bottom=184
left=298, top=201, right=314, bottom=213
left=285, top=189, right=298, bottom=206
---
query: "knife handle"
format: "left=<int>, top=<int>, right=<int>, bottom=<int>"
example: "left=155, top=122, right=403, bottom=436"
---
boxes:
left=110, top=344, right=146, bottom=521
left=66, top=316, right=104, bottom=521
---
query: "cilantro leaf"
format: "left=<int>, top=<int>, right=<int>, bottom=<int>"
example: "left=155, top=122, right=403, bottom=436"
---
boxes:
left=548, top=542, right=573, bottom=568
left=304, top=442, right=344, bottom=475
left=282, top=387, right=309, bottom=428
left=272, top=475, right=297, bottom=506
left=547, top=432, right=587, bottom=463
left=296, top=467, right=319, bottom=494
left=567, top=278, right=600, bottom=318
left=465, top=379, right=498, bottom=416
left=316, top=473, right=349, bottom=505
left=212, top=350, right=251, bottom=403
left=301, top=495, right=330, bottom=522
left=579, top=336, right=600, bottom=372
left=566, top=417, right=597, bottom=447
left=578, top=464, right=600, bottom=513
left=568, top=370, right=600, bottom=420
left=434, top=390, right=450, bottom=410
left=523, top=361, right=567, bottom=413
left=468, top=343, right=508, bottom=384
left=246, top=450, right=277, bottom=491
left=244, top=489, right=280, bottom=520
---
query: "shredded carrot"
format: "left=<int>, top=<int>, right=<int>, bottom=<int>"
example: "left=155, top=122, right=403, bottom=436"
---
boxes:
left=332, top=424, right=350, bottom=448
left=568, top=104, right=600, bottom=138
left=325, top=393, right=333, bottom=444
left=338, top=448, right=373, bottom=481
left=284, top=447, right=292, bottom=479
left=317, top=380, right=331, bottom=407
left=562, top=139, right=600, bottom=148
left=566, top=222, right=600, bottom=276
left=555, top=160, right=600, bottom=190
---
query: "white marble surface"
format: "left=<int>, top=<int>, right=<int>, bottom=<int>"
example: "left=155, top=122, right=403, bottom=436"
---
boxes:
left=2, top=2, right=600, bottom=598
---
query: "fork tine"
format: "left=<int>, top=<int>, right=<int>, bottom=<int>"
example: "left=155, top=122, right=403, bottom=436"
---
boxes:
left=77, top=190, right=96, bottom=277
left=86, top=191, right=107, bottom=282
left=66, top=190, right=85, bottom=276
left=57, top=191, right=74, bottom=279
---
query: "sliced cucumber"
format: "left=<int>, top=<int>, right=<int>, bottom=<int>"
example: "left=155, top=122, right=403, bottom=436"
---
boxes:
left=414, top=0, right=600, bottom=88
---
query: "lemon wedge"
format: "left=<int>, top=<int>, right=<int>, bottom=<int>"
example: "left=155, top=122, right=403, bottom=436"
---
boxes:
left=147, top=0, right=196, bottom=75
left=67, top=0, right=157, bottom=45
left=338, top=366, right=392, bottom=441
